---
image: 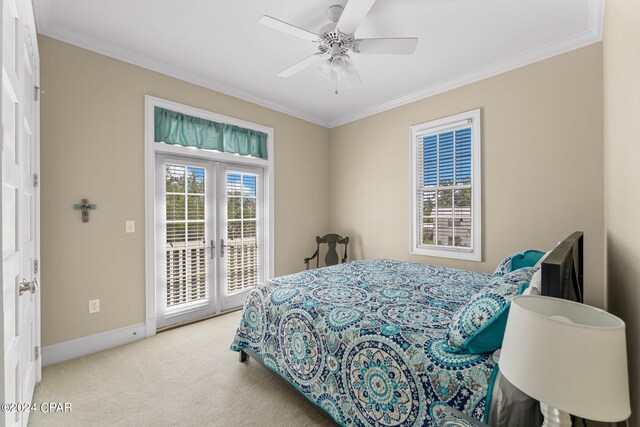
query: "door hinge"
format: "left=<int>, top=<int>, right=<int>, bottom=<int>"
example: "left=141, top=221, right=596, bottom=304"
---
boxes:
left=33, top=173, right=38, bottom=187
left=34, top=346, right=40, bottom=361
left=34, top=86, right=39, bottom=101
left=33, top=259, right=38, bottom=274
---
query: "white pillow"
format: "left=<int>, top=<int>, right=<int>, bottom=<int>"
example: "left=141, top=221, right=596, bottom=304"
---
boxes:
left=528, top=269, right=542, bottom=294
left=534, top=250, right=552, bottom=269
left=522, top=284, right=540, bottom=296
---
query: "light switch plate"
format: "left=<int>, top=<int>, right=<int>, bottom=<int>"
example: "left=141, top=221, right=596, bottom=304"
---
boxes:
left=125, top=220, right=135, bottom=233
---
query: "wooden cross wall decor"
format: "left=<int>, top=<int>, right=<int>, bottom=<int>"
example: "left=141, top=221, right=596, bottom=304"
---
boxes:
left=73, top=199, right=96, bottom=223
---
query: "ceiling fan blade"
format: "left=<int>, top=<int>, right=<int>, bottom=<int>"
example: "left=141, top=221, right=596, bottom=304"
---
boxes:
left=278, top=54, right=324, bottom=77
left=258, top=15, right=319, bottom=42
left=336, top=0, right=377, bottom=35
left=355, top=38, right=419, bottom=55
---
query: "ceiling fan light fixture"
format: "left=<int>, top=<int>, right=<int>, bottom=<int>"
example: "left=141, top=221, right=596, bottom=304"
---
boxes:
left=319, top=59, right=334, bottom=79
left=343, top=56, right=355, bottom=74
left=320, top=59, right=332, bottom=75
left=330, top=55, right=347, bottom=73
left=260, top=0, right=419, bottom=93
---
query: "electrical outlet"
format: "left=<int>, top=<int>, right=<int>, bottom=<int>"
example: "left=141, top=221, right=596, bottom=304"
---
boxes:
left=89, top=299, right=100, bottom=314
left=125, top=220, right=135, bottom=233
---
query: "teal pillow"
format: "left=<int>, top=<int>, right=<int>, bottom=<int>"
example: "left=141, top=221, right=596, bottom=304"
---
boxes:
left=492, top=250, right=545, bottom=278
left=445, top=267, right=537, bottom=354
left=511, top=250, right=545, bottom=271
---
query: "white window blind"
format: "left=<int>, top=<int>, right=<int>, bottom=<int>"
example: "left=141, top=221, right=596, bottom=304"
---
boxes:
left=226, top=172, right=259, bottom=294
left=165, top=164, right=207, bottom=307
left=411, top=110, right=481, bottom=261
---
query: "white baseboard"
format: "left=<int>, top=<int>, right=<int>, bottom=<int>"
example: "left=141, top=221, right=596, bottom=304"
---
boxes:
left=42, top=323, right=146, bottom=367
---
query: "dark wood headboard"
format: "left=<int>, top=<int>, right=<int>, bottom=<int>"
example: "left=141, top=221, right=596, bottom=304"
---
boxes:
left=540, top=231, right=584, bottom=303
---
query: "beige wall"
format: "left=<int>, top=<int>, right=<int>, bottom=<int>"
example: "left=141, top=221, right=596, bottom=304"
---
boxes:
left=329, top=44, right=605, bottom=308
left=39, top=36, right=330, bottom=346
left=604, top=0, right=640, bottom=422
left=41, top=36, right=608, bottom=352
left=40, top=16, right=638, bottom=421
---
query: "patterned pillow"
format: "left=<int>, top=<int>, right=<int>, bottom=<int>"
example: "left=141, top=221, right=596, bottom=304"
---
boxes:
left=492, top=250, right=545, bottom=278
left=445, top=267, right=537, bottom=354
left=492, top=255, right=513, bottom=278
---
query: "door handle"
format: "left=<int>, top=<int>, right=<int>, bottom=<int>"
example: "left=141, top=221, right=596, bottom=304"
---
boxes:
left=221, top=238, right=227, bottom=258
left=208, top=240, right=215, bottom=259
left=19, top=278, right=37, bottom=296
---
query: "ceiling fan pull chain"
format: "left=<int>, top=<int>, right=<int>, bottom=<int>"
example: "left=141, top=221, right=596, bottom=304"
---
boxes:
left=335, top=78, right=339, bottom=95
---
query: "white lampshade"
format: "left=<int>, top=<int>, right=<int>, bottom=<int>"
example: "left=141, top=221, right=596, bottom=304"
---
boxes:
left=500, top=296, right=630, bottom=422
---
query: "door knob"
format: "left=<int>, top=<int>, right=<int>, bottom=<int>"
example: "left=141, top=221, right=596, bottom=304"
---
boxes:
left=19, top=278, right=37, bottom=296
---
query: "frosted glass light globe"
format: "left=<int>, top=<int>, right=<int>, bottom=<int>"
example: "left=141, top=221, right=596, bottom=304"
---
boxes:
left=331, top=56, right=346, bottom=73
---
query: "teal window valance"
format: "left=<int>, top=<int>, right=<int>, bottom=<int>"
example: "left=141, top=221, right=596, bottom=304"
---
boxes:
left=154, top=107, right=268, bottom=159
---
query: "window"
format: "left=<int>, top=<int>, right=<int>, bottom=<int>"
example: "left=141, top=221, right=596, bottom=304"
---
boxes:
left=410, top=109, right=481, bottom=261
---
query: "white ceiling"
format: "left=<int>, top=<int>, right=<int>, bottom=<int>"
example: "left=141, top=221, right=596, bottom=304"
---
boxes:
left=33, top=0, right=602, bottom=127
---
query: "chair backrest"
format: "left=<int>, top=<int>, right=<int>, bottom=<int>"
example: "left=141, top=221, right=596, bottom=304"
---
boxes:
left=305, top=234, right=349, bottom=269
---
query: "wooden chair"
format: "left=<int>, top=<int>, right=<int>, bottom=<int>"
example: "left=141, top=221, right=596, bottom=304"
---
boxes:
left=304, top=234, right=349, bottom=270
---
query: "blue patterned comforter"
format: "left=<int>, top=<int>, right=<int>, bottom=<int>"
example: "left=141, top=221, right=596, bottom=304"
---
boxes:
left=230, top=260, right=498, bottom=426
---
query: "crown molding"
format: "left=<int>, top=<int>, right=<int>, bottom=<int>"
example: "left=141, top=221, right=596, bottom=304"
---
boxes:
left=36, top=23, right=332, bottom=128
left=589, top=0, right=605, bottom=41
left=33, top=0, right=602, bottom=130
left=329, top=0, right=603, bottom=127
left=328, top=31, right=602, bottom=127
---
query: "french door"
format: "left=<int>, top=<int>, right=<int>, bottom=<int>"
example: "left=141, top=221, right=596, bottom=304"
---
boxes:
left=155, top=155, right=264, bottom=327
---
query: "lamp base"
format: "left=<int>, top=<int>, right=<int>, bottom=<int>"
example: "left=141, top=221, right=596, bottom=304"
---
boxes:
left=540, top=402, right=572, bottom=427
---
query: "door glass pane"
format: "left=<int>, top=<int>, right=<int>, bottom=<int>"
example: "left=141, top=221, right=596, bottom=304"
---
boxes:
left=243, top=198, right=256, bottom=219
left=166, top=195, right=185, bottom=220
left=187, top=167, right=205, bottom=193
left=166, top=165, right=186, bottom=192
left=243, top=175, right=256, bottom=196
left=227, top=197, right=241, bottom=219
left=226, top=172, right=259, bottom=294
left=165, top=164, right=207, bottom=308
left=187, top=195, right=205, bottom=220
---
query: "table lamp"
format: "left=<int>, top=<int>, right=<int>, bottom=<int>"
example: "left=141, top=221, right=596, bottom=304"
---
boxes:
left=499, top=295, right=630, bottom=426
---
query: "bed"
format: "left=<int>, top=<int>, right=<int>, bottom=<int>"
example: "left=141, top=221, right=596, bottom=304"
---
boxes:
left=230, top=232, right=584, bottom=426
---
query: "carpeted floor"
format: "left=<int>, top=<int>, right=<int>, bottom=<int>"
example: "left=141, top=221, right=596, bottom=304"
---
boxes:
left=30, top=311, right=335, bottom=426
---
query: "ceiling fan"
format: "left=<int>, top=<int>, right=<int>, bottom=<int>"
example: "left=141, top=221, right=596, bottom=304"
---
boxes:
left=258, top=0, right=419, bottom=94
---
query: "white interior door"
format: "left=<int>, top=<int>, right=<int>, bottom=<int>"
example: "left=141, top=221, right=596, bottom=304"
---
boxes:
left=1, top=0, right=40, bottom=425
